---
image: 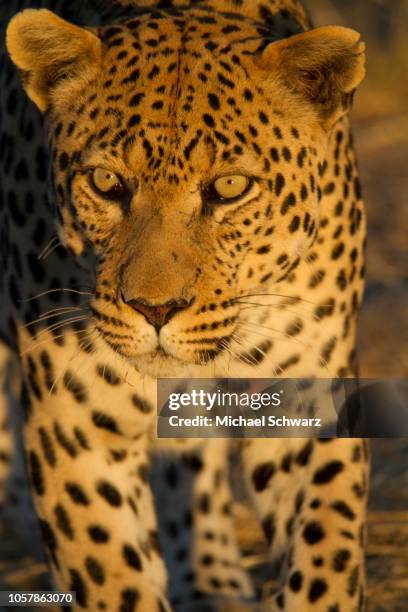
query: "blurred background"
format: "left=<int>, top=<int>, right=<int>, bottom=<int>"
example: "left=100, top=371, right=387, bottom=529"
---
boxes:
left=306, top=0, right=408, bottom=612
left=311, top=0, right=407, bottom=379
left=311, top=3, right=408, bottom=610
left=0, top=1, right=407, bottom=610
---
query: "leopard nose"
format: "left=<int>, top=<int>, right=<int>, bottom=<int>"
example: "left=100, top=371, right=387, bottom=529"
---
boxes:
left=123, top=296, right=193, bottom=330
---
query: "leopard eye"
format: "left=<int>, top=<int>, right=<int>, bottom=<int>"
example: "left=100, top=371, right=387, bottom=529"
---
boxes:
left=89, top=167, right=127, bottom=200
left=212, top=174, right=251, bottom=201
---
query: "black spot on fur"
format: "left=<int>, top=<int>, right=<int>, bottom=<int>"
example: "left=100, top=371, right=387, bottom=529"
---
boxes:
left=28, top=450, right=45, bottom=495
left=332, top=549, right=351, bottom=572
left=347, top=565, right=359, bottom=596
left=295, top=440, right=313, bottom=466
left=39, top=519, right=59, bottom=569
left=59, top=152, right=69, bottom=171
left=85, top=556, right=105, bottom=585
left=308, top=578, right=327, bottom=602
left=202, top=113, right=215, bottom=127
left=69, top=568, right=87, bottom=607
left=331, top=242, right=345, bottom=260
left=294, top=489, right=305, bottom=514
left=123, top=544, right=142, bottom=571
left=92, top=411, right=120, bottom=434
left=65, top=482, right=90, bottom=506
left=252, top=462, right=275, bottom=491
left=39, top=351, right=56, bottom=393
left=198, top=493, right=210, bottom=513
left=261, top=513, right=276, bottom=545
left=289, top=570, right=303, bottom=592
left=88, top=525, right=110, bottom=543
left=280, top=452, right=292, bottom=472
left=303, top=521, right=325, bottom=544
left=119, top=588, right=140, bottom=612
left=38, top=427, right=57, bottom=467
left=276, top=592, right=285, bottom=609
left=54, top=504, right=74, bottom=540
left=131, top=393, right=153, bottom=413
left=53, top=422, right=77, bottom=458
left=97, top=480, right=122, bottom=506
left=275, top=173, right=285, bottom=196
left=208, top=93, right=220, bottom=110
left=63, top=371, right=87, bottom=403
left=313, top=460, right=344, bottom=484
left=331, top=500, right=356, bottom=521
left=21, top=383, right=32, bottom=420
left=96, top=364, right=121, bottom=385
left=138, top=463, right=149, bottom=483
left=73, top=427, right=92, bottom=451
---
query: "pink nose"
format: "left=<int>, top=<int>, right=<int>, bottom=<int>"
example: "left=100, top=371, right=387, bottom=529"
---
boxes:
left=123, top=297, right=192, bottom=330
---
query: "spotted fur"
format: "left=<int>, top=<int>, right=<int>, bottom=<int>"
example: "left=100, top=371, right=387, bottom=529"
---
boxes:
left=1, top=1, right=368, bottom=610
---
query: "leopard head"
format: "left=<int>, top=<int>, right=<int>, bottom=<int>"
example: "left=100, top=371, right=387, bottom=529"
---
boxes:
left=7, top=8, right=365, bottom=376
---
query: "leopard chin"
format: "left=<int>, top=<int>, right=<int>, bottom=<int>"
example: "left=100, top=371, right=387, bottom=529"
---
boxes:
left=130, top=349, right=205, bottom=379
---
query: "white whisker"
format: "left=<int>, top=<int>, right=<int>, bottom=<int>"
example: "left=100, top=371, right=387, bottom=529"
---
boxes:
left=23, top=306, right=88, bottom=329
left=19, top=288, right=93, bottom=302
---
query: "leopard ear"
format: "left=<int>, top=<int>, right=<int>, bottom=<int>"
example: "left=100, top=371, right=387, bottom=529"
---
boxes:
left=259, top=26, right=366, bottom=129
left=6, top=9, right=102, bottom=112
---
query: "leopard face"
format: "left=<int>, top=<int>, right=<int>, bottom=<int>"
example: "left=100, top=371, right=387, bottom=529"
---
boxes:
left=7, top=8, right=365, bottom=376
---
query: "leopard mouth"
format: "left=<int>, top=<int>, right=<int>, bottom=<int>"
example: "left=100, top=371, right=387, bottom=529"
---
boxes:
left=121, top=337, right=227, bottom=378
left=94, top=306, right=232, bottom=375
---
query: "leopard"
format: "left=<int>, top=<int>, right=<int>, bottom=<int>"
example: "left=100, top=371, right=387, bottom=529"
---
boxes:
left=0, top=0, right=369, bottom=610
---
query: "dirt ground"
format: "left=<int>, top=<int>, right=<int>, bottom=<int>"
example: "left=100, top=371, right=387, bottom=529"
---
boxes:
left=1, top=1, right=407, bottom=610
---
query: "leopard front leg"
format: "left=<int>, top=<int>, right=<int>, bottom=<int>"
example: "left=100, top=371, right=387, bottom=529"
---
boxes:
left=24, top=407, right=170, bottom=611
left=19, top=345, right=170, bottom=612
left=242, top=438, right=368, bottom=612
left=151, top=439, right=254, bottom=610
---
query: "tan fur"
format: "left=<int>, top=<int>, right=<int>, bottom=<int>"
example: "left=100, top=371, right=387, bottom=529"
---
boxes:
left=260, top=26, right=366, bottom=128
left=6, top=9, right=102, bottom=111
